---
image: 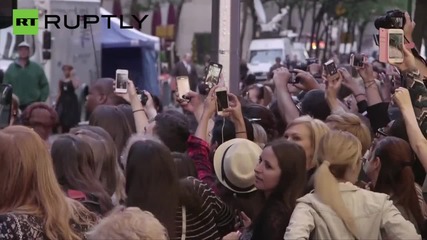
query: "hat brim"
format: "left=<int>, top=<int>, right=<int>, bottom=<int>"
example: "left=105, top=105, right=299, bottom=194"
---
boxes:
left=213, top=138, right=262, bottom=194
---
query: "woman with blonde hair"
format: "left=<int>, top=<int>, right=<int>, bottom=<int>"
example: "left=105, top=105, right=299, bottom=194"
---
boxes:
left=0, top=126, right=97, bottom=239
left=285, top=130, right=420, bottom=239
left=252, top=123, right=268, bottom=148
left=86, top=206, right=168, bottom=240
left=284, top=115, right=330, bottom=192
left=325, top=112, right=372, bottom=154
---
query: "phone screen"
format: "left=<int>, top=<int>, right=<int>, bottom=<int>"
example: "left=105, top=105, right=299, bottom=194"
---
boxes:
left=205, top=64, right=222, bottom=88
left=115, top=72, right=128, bottom=90
left=325, top=61, right=338, bottom=76
left=177, top=76, right=190, bottom=98
left=216, top=90, right=228, bottom=112
left=388, top=33, right=404, bottom=59
left=0, top=84, right=12, bottom=129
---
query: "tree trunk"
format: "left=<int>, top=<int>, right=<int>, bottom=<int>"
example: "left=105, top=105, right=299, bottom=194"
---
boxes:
left=297, top=0, right=309, bottom=41
left=314, top=11, right=324, bottom=58
left=173, top=2, right=184, bottom=43
left=240, top=0, right=248, bottom=59
left=345, top=20, right=353, bottom=54
left=249, top=0, right=258, bottom=39
left=172, top=2, right=184, bottom=61
left=350, top=23, right=356, bottom=53
left=309, top=0, right=319, bottom=56
left=357, top=20, right=368, bottom=53
left=287, top=4, right=295, bottom=30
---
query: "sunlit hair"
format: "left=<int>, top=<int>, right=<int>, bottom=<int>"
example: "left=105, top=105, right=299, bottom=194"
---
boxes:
left=314, top=130, right=362, bottom=239
left=252, top=123, right=267, bottom=148
left=70, top=126, right=126, bottom=205
left=86, top=206, right=168, bottom=240
left=325, top=112, right=372, bottom=154
left=286, top=115, right=330, bottom=167
left=372, top=137, right=424, bottom=232
left=0, top=126, right=96, bottom=240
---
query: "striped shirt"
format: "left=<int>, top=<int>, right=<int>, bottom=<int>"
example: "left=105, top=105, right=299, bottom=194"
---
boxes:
left=173, top=177, right=235, bottom=240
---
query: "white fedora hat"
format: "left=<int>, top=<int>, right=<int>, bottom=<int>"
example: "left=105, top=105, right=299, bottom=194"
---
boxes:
left=214, top=138, right=262, bottom=194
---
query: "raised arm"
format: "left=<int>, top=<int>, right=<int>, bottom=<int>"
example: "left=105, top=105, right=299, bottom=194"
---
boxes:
left=284, top=202, right=315, bottom=240
left=393, top=87, right=427, bottom=171
left=273, top=67, right=300, bottom=126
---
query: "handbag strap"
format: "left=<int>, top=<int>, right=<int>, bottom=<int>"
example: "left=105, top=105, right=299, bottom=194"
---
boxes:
left=181, top=206, right=186, bottom=240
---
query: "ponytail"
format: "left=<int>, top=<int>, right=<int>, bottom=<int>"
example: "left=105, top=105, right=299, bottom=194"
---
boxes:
left=314, top=160, right=360, bottom=239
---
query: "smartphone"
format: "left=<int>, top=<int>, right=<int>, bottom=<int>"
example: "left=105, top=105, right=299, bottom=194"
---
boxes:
left=176, top=76, right=191, bottom=100
left=379, top=29, right=388, bottom=63
left=205, top=62, right=223, bottom=89
left=349, top=54, right=366, bottom=67
left=289, top=70, right=300, bottom=84
left=324, top=60, right=339, bottom=78
left=387, top=29, right=404, bottom=64
left=215, top=87, right=229, bottom=115
left=0, top=84, right=13, bottom=129
left=136, top=88, right=148, bottom=105
left=115, top=69, right=128, bottom=93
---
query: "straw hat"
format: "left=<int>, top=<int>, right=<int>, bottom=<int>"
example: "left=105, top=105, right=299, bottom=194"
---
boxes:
left=213, top=138, right=262, bottom=193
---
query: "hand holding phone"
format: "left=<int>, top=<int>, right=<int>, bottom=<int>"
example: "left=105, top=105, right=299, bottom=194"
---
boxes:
left=350, top=54, right=367, bottom=68
left=115, top=69, right=128, bottom=93
left=176, top=76, right=191, bottom=101
left=379, top=28, right=404, bottom=64
left=204, top=62, right=223, bottom=92
left=324, top=60, right=340, bottom=81
left=215, top=87, right=229, bottom=116
left=288, top=70, right=300, bottom=84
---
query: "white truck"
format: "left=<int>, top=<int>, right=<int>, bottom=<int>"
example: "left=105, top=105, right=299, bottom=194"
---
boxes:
left=0, top=0, right=101, bottom=105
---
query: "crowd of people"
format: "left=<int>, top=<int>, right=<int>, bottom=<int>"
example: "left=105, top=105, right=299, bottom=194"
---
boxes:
left=1, top=8, right=427, bottom=240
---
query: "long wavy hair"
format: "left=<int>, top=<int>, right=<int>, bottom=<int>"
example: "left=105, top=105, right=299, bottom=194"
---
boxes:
left=251, top=139, right=307, bottom=239
left=372, top=136, right=425, bottom=232
left=0, top=126, right=96, bottom=240
left=70, top=126, right=126, bottom=204
left=51, top=134, right=114, bottom=215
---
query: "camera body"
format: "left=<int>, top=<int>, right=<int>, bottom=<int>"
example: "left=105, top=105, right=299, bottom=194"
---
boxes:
left=374, top=9, right=406, bottom=30
left=350, top=54, right=366, bottom=67
left=136, top=88, right=148, bottom=105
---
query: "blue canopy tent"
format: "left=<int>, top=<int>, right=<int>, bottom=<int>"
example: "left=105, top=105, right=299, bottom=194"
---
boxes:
left=100, top=8, right=160, bottom=95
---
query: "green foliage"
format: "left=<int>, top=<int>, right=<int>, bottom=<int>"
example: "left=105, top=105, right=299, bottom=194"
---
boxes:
left=136, top=0, right=185, bottom=11
left=340, top=0, right=407, bottom=23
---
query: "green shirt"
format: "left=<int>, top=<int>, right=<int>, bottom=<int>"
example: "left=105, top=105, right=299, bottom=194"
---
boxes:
left=4, top=60, right=49, bottom=106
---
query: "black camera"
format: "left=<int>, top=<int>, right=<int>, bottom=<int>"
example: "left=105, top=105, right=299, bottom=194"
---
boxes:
left=289, top=70, right=301, bottom=84
left=136, top=88, right=148, bottom=105
left=294, top=62, right=308, bottom=71
left=374, top=9, right=406, bottom=30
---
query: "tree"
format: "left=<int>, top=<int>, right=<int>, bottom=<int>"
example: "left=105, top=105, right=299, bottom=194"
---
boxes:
left=341, top=0, right=407, bottom=52
left=129, top=0, right=186, bottom=42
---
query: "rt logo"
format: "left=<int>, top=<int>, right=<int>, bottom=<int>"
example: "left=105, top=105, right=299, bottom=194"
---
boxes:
left=13, top=9, right=38, bottom=35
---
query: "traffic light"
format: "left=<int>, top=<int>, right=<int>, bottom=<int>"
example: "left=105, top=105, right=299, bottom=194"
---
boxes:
left=0, top=0, right=17, bottom=29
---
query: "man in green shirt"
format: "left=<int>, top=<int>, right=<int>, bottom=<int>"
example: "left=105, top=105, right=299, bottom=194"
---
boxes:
left=4, top=42, right=49, bottom=111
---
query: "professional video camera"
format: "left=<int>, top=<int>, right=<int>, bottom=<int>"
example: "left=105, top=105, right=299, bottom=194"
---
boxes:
left=374, top=9, right=406, bottom=30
